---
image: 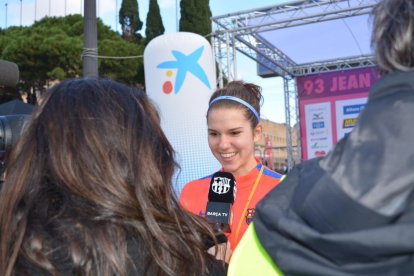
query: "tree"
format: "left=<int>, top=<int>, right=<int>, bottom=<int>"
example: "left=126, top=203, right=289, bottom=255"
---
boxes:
left=119, top=0, right=143, bottom=42
left=179, top=0, right=212, bottom=38
left=0, top=25, right=80, bottom=104
left=0, top=15, right=145, bottom=104
left=145, top=0, right=165, bottom=45
left=99, top=39, right=144, bottom=85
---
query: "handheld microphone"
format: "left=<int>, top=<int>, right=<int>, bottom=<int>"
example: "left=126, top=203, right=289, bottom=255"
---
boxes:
left=0, top=60, right=20, bottom=87
left=205, top=171, right=236, bottom=233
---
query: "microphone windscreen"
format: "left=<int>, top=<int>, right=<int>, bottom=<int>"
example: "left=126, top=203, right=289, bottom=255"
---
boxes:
left=208, top=171, right=236, bottom=203
left=0, top=60, right=20, bottom=87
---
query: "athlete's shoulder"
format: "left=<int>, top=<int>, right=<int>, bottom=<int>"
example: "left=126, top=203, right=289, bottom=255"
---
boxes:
left=179, top=173, right=213, bottom=209
left=181, top=173, right=214, bottom=194
left=185, top=173, right=213, bottom=186
left=192, top=172, right=215, bottom=182
left=262, top=166, right=283, bottom=180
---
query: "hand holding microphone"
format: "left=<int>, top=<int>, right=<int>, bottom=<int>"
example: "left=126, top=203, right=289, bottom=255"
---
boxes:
left=205, top=171, right=236, bottom=233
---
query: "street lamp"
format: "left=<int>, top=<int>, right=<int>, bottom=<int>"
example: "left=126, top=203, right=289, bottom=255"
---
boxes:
left=115, top=0, right=118, bottom=32
left=5, top=3, right=7, bottom=28
left=176, top=0, right=179, bottom=31
left=83, top=0, right=98, bottom=77
left=20, top=0, right=22, bottom=26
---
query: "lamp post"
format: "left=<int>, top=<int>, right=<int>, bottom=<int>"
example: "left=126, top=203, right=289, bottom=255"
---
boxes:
left=115, top=0, right=118, bottom=32
left=34, top=0, right=37, bottom=21
left=176, top=0, right=179, bottom=31
left=5, top=3, right=8, bottom=28
left=20, top=0, right=22, bottom=26
left=83, top=0, right=98, bottom=77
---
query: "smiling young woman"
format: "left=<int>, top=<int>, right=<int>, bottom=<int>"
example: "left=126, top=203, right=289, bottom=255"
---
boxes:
left=179, top=81, right=283, bottom=255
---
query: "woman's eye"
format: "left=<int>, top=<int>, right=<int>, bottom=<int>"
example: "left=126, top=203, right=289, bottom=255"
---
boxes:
left=208, top=132, right=218, bottom=137
left=231, top=131, right=241, bottom=136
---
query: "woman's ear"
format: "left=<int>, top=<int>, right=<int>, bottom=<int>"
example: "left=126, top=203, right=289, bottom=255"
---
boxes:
left=253, top=124, right=262, bottom=142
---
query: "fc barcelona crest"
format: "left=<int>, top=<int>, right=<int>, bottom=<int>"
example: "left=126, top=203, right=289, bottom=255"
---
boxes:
left=211, top=176, right=231, bottom=194
left=245, top=208, right=255, bottom=224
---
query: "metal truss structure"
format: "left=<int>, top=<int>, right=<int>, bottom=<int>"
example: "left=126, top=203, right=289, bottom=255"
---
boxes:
left=211, top=0, right=378, bottom=169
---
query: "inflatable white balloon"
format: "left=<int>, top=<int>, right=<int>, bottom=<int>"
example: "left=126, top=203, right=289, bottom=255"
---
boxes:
left=144, top=32, right=220, bottom=193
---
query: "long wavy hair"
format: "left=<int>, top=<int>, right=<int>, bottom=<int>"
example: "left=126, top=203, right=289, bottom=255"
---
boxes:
left=371, top=0, right=414, bottom=73
left=0, top=79, right=220, bottom=275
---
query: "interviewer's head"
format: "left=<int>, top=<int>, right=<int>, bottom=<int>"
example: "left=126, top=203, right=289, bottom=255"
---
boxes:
left=28, top=78, right=175, bottom=210
left=0, top=78, right=221, bottom=276
left=372, top=0, right=414, bottom=73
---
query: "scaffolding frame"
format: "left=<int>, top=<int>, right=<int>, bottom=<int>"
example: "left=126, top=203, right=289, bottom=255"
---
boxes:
left=211, top=0, right=377, bottom=168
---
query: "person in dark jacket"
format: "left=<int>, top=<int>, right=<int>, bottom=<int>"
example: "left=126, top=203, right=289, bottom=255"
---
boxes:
left=229, top=0, right=414, bottom=275
left=0, top=78, right=226, bottom=276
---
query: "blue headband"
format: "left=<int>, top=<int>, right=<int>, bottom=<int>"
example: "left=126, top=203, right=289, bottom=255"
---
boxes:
left=209, top=96, right=260, bottom=121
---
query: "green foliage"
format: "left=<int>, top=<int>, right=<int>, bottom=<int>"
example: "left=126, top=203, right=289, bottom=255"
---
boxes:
left=97, top=18, right=120, bottom=41
left=119, top=0, right=143, bottom=42
left=0, top=15, right=145, bottom=104
left=99, top=39, right=144, bottom=84
left=47, top=67, right=66, bottom=80
left=145, top=0, right=165, bottom=45
left=179, top=0, right=212, bottom=38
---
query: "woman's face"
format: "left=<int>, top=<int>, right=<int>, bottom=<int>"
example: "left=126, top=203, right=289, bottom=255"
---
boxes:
left=207, top=107, right=261, bottom=176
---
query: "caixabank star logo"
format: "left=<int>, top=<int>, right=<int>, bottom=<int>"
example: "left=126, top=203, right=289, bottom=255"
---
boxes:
left=157, top=46, right=211, bottom=94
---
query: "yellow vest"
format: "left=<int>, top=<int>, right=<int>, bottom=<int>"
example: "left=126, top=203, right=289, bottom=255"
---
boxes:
left=228, top=223, right=283, bottom=276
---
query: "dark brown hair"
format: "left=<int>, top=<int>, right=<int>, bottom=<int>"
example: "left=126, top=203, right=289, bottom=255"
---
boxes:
left=371, top=0, right=414, bottom=73
left=207, top=81, right=263, bottom=128
left=0, top=78, right=221, bottom=276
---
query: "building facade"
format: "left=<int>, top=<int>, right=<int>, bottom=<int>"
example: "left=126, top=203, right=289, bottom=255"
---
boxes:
left=255, top=119, right=298, bottom=174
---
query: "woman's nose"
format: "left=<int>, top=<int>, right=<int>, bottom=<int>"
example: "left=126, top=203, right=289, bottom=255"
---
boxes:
left=218, top=135, right=230, bottom=149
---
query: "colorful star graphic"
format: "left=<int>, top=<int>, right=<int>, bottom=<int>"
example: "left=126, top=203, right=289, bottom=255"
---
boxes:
left=157, top=46, right=211, bottom=94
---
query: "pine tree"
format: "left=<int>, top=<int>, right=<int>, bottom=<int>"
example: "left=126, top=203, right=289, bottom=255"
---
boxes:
left=179, top=0, right=212, bottom=37
left=119, top=0, right=143, bottom=42
left=145, top=0, right=165, bottom=45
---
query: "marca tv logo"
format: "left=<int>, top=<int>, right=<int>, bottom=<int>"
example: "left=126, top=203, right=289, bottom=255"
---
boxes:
left=211, top=177, right=231, bottom=195
left=157, top=46, right=211, bottom=95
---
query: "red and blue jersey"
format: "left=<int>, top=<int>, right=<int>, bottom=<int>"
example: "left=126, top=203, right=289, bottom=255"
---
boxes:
left=180, top=161, right=282, bottom=252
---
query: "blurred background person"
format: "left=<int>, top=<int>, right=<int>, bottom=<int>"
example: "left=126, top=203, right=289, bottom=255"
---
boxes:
left=0, top=78, right=226, bottom=276
left=180, top=81, right=283, bottom=254
left=228, top=0, right=414, bottom=275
